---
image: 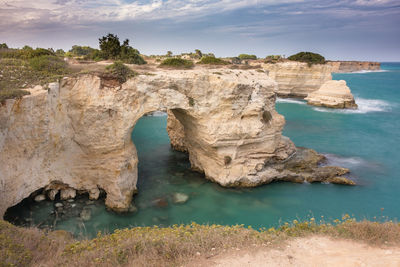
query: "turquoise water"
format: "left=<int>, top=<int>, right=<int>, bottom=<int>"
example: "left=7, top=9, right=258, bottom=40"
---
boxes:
left=5, top=63, right=400, bottom=238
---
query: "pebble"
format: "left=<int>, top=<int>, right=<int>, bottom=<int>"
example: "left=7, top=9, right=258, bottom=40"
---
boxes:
left=55, top=203, right=63, bottom=208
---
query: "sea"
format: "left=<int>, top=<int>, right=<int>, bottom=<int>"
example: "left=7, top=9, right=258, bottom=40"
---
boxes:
left=5, top=63, right=400, bottom=238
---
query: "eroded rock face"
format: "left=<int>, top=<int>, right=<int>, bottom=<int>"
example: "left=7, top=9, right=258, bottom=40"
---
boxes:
left=305, top=80, right=357, bottom=109
left=0, top=69, right=294, bottom=217
left=263, top=62, right=333, bottom=98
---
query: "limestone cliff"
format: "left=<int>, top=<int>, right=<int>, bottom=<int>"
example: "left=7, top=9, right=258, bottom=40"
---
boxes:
left=262, top=62, right=333, bottom=98
left=305, top=80, right=357, bottom=109
left=327, top=61, right=381, bottom=73
left=0, top=70, right=293, bottom=217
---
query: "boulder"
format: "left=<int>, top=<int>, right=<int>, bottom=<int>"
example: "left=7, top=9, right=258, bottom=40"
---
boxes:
left=47, top=189, right=58, bottom=201
left=60, top=188, right=76, bottom=200
left=80, top=208, right=91, bottom=221
left=34, top=194, right=46, bottom=202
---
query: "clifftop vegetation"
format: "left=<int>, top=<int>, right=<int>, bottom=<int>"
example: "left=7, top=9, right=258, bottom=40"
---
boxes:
left=288, top=52, right=326, bottom=66
left=159, top=58, right=194, bottom=69
left=197, top=56, right=229, bottom=65
left=238, top=54, right=257, bottom=60
left=0, top=46, right=70, bottom=101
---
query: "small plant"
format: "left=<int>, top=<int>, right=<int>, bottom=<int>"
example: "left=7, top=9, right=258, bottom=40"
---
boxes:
left=287, top=52, right=325, bottom=66
left=197, top=56, right=229, bottom=65
left=159, top=58, right=194, bottom=69
left=188, top=97, right=195, bottom=107
left=106, top=61, right=136, bottom=83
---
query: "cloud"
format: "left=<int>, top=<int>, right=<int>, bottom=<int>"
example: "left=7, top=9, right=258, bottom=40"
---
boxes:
left=0, top=0, right=303, bottom=28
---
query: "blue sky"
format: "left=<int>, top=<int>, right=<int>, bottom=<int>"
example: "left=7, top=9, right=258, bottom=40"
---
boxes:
left=1, top=0, right=399, bottom=61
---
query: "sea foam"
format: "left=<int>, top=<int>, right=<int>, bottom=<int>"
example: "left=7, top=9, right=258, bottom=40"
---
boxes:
left=339, top=70, right=389, bottom=74
left=324, top=154, right=367, bottom=168
left=276, top=98, right=306, bottom=105
left=312, top=98, right=393, bottom=114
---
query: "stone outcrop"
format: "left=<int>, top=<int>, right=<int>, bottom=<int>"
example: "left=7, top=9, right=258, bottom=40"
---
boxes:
left=327, top=61, right=380, bottom=73
left=262, top=62, right=333, bottom=98
left=0, top=69, right=355, bottom=218
left=305, top=80, right=358, bottom=109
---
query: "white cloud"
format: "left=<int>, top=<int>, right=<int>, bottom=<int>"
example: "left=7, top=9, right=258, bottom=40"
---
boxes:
left=0, top=0, right=303, bottom=28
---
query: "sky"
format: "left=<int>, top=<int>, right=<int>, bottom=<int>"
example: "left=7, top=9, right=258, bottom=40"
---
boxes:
left=1, top=0, right=399, bottom=61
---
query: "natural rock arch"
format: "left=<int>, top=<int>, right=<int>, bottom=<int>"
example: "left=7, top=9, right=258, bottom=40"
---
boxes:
left=0, top=69, right=295, bottom=217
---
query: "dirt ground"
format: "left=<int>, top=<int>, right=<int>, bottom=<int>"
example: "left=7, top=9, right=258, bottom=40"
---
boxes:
left=187, top=236, right=400, bottom=267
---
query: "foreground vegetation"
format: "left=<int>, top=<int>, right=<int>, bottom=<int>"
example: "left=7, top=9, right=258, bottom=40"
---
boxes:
left=1, top=216, right=399, bottom=267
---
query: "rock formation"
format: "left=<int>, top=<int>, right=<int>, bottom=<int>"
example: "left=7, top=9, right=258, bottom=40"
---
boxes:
left=327, top=61, right=381, bottom=73
left=262, top=62, right=333, bottom=98
left=0, top=69, right=354, bottom=218
left=305, top=80, right=358, bottom=109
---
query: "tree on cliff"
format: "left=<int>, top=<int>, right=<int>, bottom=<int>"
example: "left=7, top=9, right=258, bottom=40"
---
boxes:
left=98, top=33, right=146, bottom=64
left=99, top=33, right=122, bottom=59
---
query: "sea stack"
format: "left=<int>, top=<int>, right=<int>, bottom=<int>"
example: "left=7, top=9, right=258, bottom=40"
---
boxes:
left=305, top=80, right=357, bottom=109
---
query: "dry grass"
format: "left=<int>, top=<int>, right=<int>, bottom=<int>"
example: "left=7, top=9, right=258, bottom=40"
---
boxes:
left=1, top=216, right=400, bottom=267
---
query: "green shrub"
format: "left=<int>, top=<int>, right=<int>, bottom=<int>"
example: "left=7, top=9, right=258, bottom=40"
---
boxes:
left=238, top=54, right=257, bottom=60
left=288, top=52, right=325, bottom=66
left=0, top=43, right=8, bottom=49
left=0, top=89, right=30, bottom=102
left=120, top=46, right=146, bottom=65
left=106, top=61, right=136, bottom=83
left=197, top=56, right=229, bottom=65
left=265, top=55, right=282, bottom=64
left=29, top=55, right=67, bottom=74
left=159, top=58, right=194, bottom=69
left=0, top=47, right=55, bottom=60
left=69, top=45, right=97, bottom=57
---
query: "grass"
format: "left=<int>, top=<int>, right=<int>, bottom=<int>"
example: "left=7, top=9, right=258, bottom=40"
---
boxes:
left=1, top=216, right=400, bottom=267
left=197, top=56, right=229, bottom=65
left=159, top=58, right=194, bottom=69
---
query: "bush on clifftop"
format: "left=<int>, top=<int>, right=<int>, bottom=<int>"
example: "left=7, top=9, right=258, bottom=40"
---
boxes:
left=288, top=52, right=325, bottom=66
left=29, top=55, right=67, bottom=74
left=197, top=56, right=229, bottom=65
left=238, top=54, right=257, bottom=60
left=159, top=58, right=194, bottom=69
left=106, top=61, right=136, bottom=83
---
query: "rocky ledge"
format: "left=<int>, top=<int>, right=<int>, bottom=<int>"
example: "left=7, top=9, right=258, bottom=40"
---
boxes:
left=305, top=80, right=357, bottom=109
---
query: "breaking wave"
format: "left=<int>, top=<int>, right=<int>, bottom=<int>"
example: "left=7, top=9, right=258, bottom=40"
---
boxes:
left=339, top=70, right=389, bottom=74
left=276, top=98, right=306, bottom=105
left=313, top=98, right=393, bottom=114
